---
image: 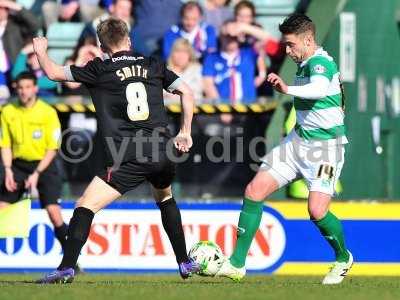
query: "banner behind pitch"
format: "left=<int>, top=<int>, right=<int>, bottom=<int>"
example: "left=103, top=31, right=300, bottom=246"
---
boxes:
left=0, top=202, right=399, bottom=275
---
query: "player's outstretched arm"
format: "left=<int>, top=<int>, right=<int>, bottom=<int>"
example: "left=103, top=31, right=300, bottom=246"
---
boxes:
left=33, top=37, right=67, bottom=81
left=172, top=81, right=194, bottom=152
left=286, top=74, right=330, bottom=99
left=267, top=72, right=330, bottom=99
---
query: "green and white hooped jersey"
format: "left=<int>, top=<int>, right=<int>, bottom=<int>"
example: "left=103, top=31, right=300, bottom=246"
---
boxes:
left=292, top=48, right=348, bottom=144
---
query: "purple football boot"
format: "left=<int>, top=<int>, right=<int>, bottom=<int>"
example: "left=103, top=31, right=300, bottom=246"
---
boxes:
left=179, top=259, right=200, bottom=279
left=36, top=268, right=75, bottom=284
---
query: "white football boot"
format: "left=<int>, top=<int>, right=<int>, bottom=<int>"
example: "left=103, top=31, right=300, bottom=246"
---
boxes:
left=322, top=251, right=354, bottom=285
left=215, top=259, right=246, bottom=282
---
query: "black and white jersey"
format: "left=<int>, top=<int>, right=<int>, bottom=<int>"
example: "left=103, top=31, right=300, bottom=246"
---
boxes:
left=64, top=50, right=181, bottom=165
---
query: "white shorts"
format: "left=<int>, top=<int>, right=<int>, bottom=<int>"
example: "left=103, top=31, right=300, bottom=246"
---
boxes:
left=260, top=131, right=346, bottom=196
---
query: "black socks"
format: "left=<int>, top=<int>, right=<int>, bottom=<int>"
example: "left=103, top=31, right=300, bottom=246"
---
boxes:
left=157, top=198, right=189, bottom=264
left=54, top=223, right=68, bottom=251
left=58, top=207, right=94, bottom=270
left=57, top=200, right=188, bottom=270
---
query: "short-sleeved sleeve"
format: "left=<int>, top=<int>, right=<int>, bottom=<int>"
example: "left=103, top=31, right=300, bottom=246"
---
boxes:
left=308, top=57, right=334, bottom=80
left=0, top=109, right=11, bottom=148
left=44, top=108, right=61, bottom=150
left=65, top=58, right=102, bottom=85
left=159, top=59, right=180, bottom=92
left=202, top=54, right=216, bottom=77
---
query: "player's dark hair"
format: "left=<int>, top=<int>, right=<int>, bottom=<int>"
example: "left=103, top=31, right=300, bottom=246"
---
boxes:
left=97, top=17, right=129, bottom=53
left=279, top=13, right=316, bottom=36
left=234, top=0, right=256, bottom=19
left=15, top=71, right=37, bottom=85
left=180, top=1, right=203, bottom=17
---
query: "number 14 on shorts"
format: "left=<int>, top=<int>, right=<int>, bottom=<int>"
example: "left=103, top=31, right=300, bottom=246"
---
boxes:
left=317, top=164, right=334, bottom=179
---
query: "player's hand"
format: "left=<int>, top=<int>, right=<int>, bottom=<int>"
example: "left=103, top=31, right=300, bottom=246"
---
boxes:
left=32, top=37, right=48, bottom=56
left=4, top=167, right=17, bottom=192
left=174, top=131, right=192, bottom=153
left=25, top=172, right=39, bottom=190
left=267, top=73, right=288, bottom=94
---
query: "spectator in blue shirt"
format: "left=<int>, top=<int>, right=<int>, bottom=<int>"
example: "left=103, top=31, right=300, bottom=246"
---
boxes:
left=203, top=32, right=257, bottom=104
left=163, top=1, right=217, bottom=61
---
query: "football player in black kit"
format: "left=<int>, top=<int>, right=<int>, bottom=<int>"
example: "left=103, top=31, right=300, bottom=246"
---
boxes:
left=33, top=17, right=199, bottom=283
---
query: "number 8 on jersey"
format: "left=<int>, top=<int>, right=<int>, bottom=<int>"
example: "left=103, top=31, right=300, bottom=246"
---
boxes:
left=126, top=82, right=149, bottom=121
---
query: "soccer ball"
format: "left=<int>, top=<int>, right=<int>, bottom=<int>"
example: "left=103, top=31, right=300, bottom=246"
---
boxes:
left=188, top=240, right=225, bottom=276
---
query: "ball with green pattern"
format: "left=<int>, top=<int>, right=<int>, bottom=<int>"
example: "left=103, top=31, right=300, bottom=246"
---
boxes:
left=188, top=241, right=225, bottom=276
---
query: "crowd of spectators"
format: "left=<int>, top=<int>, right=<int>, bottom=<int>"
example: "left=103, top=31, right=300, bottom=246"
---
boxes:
left=1, top=0, right=284, bottom=105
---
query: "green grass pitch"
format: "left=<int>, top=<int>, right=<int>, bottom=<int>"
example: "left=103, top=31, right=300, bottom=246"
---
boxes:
left=1, top=274, right=399, bottom=300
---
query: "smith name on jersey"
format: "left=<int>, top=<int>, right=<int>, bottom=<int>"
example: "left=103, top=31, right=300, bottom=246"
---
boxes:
left=64, top=51, right=182, bottom=165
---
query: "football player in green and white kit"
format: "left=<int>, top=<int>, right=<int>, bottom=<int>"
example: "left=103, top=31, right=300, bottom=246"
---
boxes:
left=216, top=14, right=353, bottom=285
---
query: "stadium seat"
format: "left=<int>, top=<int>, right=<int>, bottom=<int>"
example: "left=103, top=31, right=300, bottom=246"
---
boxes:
left=253, top=0, right=299, bottom=15
left=17, top=0, right=35, bottom=9
left=48, top=48, right=74, bottom=65
left=253, top=0, right=300, bottom=39
left=46, top=22, right=85, bottom=48
left=46, top=22, right=84, bottom=66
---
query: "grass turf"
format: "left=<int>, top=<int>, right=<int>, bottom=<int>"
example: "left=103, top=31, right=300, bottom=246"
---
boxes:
left=0, top=274, right=399, bottom=300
